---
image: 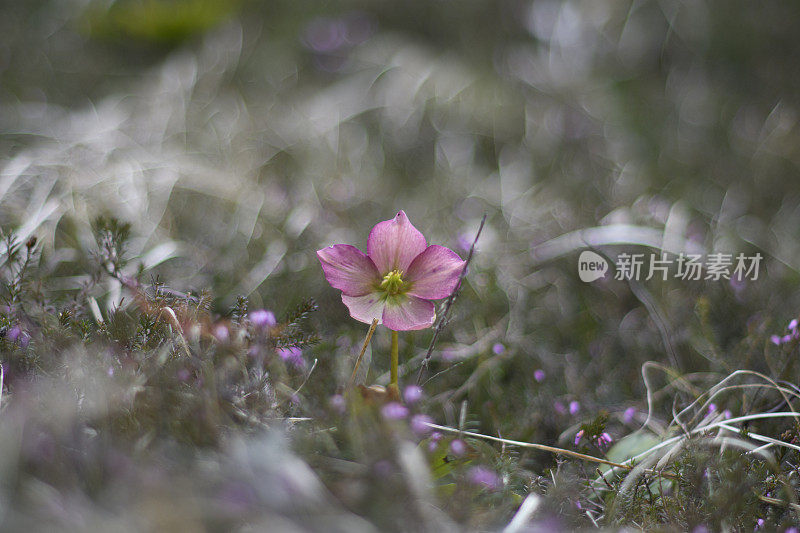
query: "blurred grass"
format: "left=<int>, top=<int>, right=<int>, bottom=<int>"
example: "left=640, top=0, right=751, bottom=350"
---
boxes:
left=2, top=0, right=800, bottom=529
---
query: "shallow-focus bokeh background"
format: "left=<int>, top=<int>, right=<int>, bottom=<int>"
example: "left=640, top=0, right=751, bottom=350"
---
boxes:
left=3, top=0, right=800, bottom=530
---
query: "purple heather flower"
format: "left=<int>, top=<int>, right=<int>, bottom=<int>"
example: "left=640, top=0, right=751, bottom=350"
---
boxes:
left=756, top=518, right=765, bottom=530
left=534, top=369, right=545, bottom=382
left=624, top=407, right=637, bottom=424
left=381, top=402, right=409, bottom=420
left=278, top=347, right=305, bottom=369
left=597, top=432, right=613, bottom=449
left=213, top=324, right=230, bottom=343
left=467, top=466, right=501, bottom=490
left=430, top=431, right=443, bottom=442
left=317, top=211, right=466, bottom=331
left=450, top=439, right=467, bottom=456
left=404, top=385, right=424, bottom=404
left=410, top=414, right=434, bottom=436
left=574, top=429, right=584, bottom=445
left=784, top=528, right=799, bottom=533
left=789, top=319, right=799, bottom=331
left=723, top=409, right=732, bottom=419
left=771, top=335, right=783, bottom=345
left=249, top=309, right=276, bottom=329
left=569, top=401, right=580, bottom=415
left=492, top=343, right=505, bottom=355
left=707, top=403, right=717, bottom=414
left=7, top=326, right=29, bottom=348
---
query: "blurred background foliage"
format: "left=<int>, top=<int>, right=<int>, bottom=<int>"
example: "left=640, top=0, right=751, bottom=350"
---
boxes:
left=3, top=0, right=800, bottom=529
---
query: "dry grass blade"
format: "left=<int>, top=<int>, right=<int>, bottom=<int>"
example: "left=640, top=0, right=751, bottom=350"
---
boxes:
left=348, top=318, right=378, bottom=389
left=416, top=213, right=486, bottom=385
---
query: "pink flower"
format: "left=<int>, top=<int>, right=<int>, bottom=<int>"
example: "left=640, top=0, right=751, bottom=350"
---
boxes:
left=381, top=402, right=409, bottom=420
left=317, top=211, right=465, bottom=331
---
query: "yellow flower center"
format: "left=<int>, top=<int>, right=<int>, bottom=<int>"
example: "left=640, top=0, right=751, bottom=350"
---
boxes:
left=380, top=269, right=405, bottom=296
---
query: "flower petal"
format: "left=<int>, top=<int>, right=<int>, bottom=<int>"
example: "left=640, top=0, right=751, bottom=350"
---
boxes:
left=317, top=245, right=380, bottom=296
left=405, top=245, right=465, bottom=299
left=341, top=293, right=386, bottom=325
left=367, top=211, right=427, bottom=274
left=382, top=295, right=435, bottom=331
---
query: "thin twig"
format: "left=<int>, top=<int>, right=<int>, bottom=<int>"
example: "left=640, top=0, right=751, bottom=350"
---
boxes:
left=416, top=214, right=486, bottom=385
left=349, top=318, right=378, bottom=389
left=424, top=422, right=676, bottom=479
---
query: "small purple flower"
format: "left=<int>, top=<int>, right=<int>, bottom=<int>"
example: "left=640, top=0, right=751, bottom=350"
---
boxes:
left=450, top=439, right=467, bottom=456
left=755, top=518, right=765, bottom=530
left=771, top=334, right=783, bottom=345
left=467, top=466, right=501, bottom=490
left=569, top=401, right=580, bottom=415
left=624, top=407, right=637, bottom=424
left=456, top=233, right=473, bottom=252
left=574, top=429, right=584, bottom=445
left=213, top=324, right=230, bottom=343
left=707, top=403, right=717, bottom=414
left=381, top=402, right=409, bottom=420
left=597, top=432, right=613, bottom=449
left=410, top=414, right=434, bottom=436
left=278, top=347, right=305, bottom=369
left=784, top=527, right=799, bottom=533
left=404, top=385, right=424, bottom=404
left=249, top=309, right=276, bottom=329
left=329, top=394, right=346, bottom=414
left=492, top=343, right=505, bottom=355
left=317, top=211, right=465, bottom=331
left=7, top=326, right=30, bottom=348
left=790, top=319, right=798, bottom=332
left=428, top=432, right=442, bottom=452
left=723, top=409, right=732, bottom=419
left=534, top=369, right=545, bottom=382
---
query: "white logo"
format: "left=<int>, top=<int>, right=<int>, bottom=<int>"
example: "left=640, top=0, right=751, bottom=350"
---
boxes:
left=578, top=251, right=608, bottom=282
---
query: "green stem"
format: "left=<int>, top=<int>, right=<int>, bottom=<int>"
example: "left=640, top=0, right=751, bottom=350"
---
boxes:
left=390, top=329, right=399, bottom=388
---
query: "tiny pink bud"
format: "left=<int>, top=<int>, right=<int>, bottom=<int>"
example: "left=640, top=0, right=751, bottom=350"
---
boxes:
left=450, top=439, right=467, bottom=456
left=403, top=385, right=423, bottom=404
left=213, top=324, right=229, bottom=342
left=410, top=414, right=434, bottom=436
left=381, top=402, right=408, bottom=420
left=249, top=309, right=276, bottom=328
